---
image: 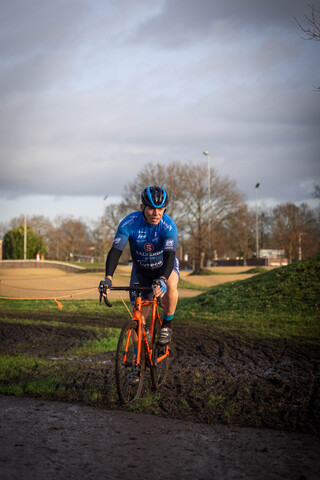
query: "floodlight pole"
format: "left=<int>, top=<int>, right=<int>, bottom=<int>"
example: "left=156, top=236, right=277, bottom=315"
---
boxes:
left=203, top=151, right=211, bottom=264
left=298, top=233, right=305, bottom=261
left=255, top=183, right=260, bottom=259
left=24, top=214, right=27, bottom=260
left=102, top=195, right=108, bottom=262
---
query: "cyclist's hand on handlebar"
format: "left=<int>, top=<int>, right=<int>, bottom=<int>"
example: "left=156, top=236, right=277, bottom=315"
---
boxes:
left=98, top=277, right=113, bottom=307
left=152, top=278, right=167, bottom=298
left=98, top=276, right=112, bottom=295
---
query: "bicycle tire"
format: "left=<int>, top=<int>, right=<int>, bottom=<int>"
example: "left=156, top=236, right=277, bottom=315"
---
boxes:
left=151, top=324, right=170, bottom=390
left=115, top=320, right=145, bottom=404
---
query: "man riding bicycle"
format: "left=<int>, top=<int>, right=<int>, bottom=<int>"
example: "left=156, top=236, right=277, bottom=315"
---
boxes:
left=99, top=185, right=179, bottom=345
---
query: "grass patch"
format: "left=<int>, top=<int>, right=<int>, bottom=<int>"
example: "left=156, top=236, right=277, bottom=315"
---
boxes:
left=0, top=297, right=129, bottom=320
left=240, top=267, right=267, bottom=274
left=176, top=255, right=320, bottom=342
left=128, top=393, right=162, bottom=412
left=206, top=394, right=226, bottom=408
left=0, top=353, right=116, bottom=405
left=188, top=268, right=216, bottom=276
left=67, top=330, right=120, bottom=356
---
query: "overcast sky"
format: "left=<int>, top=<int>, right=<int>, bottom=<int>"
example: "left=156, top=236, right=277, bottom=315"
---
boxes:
left=1, top=0, right=319, bottom=225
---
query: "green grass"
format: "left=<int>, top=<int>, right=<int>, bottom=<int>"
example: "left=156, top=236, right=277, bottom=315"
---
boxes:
left=240, top=267, right=267, bottom=274
left=183, top=255, right=320, bottom=314
left=0, top=296, right=129, bottom=319
left=176, top=255, right=320, bottom=342
left=0, top=354, right=113, bottom=403
left=67, top=332, right=120, bottom=356
left=188, top=268, right=217, bottom=276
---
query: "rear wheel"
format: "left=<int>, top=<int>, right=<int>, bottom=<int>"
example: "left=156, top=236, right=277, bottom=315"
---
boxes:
left=151, top=324, right=170, bottom=389
left=115, top=321, right=145, bottom=404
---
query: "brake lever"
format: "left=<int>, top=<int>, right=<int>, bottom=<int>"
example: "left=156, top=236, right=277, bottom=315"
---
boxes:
left=99, top=290, right=112, bottom=308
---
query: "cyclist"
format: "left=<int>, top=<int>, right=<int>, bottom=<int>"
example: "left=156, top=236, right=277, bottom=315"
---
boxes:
left=99, top=185, right=179, bottom=345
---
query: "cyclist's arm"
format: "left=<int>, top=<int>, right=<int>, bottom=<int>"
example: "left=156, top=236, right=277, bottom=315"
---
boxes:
left=159, top=250, right=175, bottom=281
left=104, top=214, right=133, bottom=279
left=105, top=247, right=123, bottom=278
left=159, top=216, right=178, bottom=281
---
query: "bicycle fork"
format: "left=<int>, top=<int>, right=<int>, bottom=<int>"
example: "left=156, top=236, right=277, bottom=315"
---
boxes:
left=122, top=298, right=153, bottom=368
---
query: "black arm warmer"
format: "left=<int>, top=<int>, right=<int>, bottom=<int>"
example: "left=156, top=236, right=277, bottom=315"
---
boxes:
left=160, top=250, right=176, bottom=280
left=105, top=247, right=123, bottom=277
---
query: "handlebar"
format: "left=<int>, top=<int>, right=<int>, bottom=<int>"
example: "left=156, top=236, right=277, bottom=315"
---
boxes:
left=99, top=284, right=154, bottom=308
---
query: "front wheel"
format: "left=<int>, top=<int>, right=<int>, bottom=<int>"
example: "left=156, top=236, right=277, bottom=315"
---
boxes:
left=115, top=321, right=145, bottom=404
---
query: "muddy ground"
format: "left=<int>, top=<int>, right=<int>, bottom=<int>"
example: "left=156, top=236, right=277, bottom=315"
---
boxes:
left=2, top=395, right=320, bottom=480
left=1, top=315, right=320, bottom=479
left=1, top=315, right=320, bottom=433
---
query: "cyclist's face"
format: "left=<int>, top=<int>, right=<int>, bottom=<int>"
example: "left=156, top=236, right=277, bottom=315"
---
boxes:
left=141, top=205, right=165, bottom=225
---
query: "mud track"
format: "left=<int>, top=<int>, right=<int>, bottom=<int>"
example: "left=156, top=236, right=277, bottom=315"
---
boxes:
left=1, top=317, right=319, bottom=433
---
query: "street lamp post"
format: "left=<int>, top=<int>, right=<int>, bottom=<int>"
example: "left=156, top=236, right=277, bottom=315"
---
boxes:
left=102, top=195, right=108, bottom=262
left=24, top=214, right=27, bottom=260
left=298, top=233, right=306, bottom=261
left=255, top=183, right=260, bottom=259
left=203, top=151, right=211, bottom=265
left=203, top=151, right=210, bottom=201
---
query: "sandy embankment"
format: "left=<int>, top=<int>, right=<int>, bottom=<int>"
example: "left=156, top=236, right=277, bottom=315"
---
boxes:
left=0, top=264, right=272, bottom=301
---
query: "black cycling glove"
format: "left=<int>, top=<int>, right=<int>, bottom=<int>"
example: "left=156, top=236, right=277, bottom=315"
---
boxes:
left=98, top=277, right=112, bottom=294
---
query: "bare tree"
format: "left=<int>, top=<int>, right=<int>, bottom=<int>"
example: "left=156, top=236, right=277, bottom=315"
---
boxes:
left=269, top=202, right=319, bottom=262
left=296, top=2, right=320, bottom=90
left=121, top=161, right=245, bottom=270
left=215, top=204, right=256, bottom=263
left=47, top=216, right=89, bottom=261
left=313, top=183, right=320, bottom=199
left=296, top=3, right=320, bottom=41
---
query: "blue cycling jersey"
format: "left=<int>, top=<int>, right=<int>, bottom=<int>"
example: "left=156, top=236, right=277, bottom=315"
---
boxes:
left=112, top=211, right=178, bottom=271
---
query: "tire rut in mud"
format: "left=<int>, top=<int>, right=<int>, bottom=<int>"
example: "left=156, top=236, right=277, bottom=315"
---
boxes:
left=1, top=320, right=319, bottom=433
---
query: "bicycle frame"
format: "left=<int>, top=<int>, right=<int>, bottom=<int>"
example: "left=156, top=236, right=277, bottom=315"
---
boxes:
left=130, top=293, right=162, bottom=368
left=100, top=284, right=170, bottom=403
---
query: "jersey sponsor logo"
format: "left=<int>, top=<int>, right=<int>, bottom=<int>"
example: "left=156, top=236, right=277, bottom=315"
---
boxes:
left=139, top=260, right=163, bottom=269
left=164, top=239, right=175, bottom=250
left=163, top=221, right=173, bottom=231
left=122, top=215, right=137, bottom=228
left=165, top=239, right=174, bottom=248
left=136, top=249, right=162, bottom=257
left=144, top=243, right=154, bottom=252
left=113, top=237, right=121, bottom=245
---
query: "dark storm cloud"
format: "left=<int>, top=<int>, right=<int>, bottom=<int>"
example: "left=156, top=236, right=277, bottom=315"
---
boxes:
left=0, top=0, right=319, bottom=215
left=0, top=0, right=90, bottom=57
left=131, top=0, right=310, bottom=47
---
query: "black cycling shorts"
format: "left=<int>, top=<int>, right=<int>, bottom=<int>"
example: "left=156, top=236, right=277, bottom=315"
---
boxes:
left=129, top=257, right=179, bottom=304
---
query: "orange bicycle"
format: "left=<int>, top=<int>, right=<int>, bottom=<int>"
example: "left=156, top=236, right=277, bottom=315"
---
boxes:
left=100, top=284, right=170, bottom=404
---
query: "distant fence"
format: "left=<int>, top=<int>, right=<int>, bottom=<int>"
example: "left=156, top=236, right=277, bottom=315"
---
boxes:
left=213, top=258, right=288, bottom=267
left=0, top=260, right=86, bottom=273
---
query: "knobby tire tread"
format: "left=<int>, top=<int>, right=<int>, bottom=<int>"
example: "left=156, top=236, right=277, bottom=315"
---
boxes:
left=115, top=320, right=145, bottom=404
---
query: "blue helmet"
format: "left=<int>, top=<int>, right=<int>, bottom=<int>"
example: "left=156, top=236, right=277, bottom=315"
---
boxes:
left=141, top=186, right=169, bottom=209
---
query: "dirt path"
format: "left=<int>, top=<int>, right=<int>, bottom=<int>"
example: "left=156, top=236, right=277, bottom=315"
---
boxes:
left=1, top=395, right=319, bottom=480
left=0, top=266, right=258, bottom=300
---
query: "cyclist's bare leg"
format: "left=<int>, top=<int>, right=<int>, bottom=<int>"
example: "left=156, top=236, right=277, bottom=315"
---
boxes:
left=162, top=270, right=179, bottom=316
